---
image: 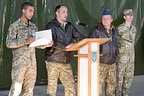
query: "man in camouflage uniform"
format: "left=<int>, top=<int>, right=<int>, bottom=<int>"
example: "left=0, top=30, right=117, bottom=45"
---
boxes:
left=117, top=9, right=136, bottom=96
left=44, top=5, right=85, bottom=96
left=6, top=2, right=38, bottom=96
left=89, top=8, right=119, bottom=96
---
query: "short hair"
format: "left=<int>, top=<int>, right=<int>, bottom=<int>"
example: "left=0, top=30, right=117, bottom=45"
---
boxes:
left=55, top=5, right=67, bottom=13
left=21, top=2, right=34, bottom=11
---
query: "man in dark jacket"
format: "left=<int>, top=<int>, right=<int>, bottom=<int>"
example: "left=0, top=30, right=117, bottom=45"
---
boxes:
left=45, top=5, right=85, bottom=96
left=89, top=8, right=119, bottom=96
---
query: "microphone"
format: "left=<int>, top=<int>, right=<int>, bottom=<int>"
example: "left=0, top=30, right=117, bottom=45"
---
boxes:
left=76, top=21, right=88, bottom=27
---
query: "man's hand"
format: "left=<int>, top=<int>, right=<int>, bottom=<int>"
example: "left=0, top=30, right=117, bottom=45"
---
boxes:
left=65, top=43, right=75, bottom=49
left=46, top=41, right=53, bottom=47
left=25, top=37, right=35, bottom=45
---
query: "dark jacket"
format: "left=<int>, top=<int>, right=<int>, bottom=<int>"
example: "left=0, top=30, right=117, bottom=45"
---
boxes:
left=45, top=18, right=85, bottom=64
left=89, top=23, right=119, bottom=64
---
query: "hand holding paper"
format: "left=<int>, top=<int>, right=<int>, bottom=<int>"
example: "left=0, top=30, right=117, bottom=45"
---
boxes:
left=29, top=29, right=52, bottom=47
left=26, top=37, right=35, bottom=45
left=29, top=38, right=52, bottom=47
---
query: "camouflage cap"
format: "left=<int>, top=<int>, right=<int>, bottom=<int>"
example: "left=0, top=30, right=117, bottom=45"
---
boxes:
left=123, top=9, right=133, bottom=16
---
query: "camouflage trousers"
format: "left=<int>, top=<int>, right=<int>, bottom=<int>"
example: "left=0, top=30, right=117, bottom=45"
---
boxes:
left=9, top=58, right=36, bottom=96
left=99, top=63, right=117, bottom=96
left=45, top=61, right=76, bottom=96
left=117, top=62, right=134, bottom=96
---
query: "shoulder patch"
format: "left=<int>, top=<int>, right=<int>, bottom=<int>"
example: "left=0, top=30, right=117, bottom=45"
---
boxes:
left=6, top=34, right=10, bottom=39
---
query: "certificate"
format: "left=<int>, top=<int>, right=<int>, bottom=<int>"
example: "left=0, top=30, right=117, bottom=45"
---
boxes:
left=29, top=29, right=52, bottom=47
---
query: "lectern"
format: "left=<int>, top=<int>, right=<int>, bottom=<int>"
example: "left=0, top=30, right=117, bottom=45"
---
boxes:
left=66, top=38, right=110, bottom=96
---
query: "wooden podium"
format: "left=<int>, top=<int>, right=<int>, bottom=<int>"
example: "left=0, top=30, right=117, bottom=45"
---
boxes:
left=66, top=38, right=110, bottom=96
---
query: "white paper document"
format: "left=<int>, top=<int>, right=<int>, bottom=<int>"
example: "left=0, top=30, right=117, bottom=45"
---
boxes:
left=29, top=29, right=52, bottom=47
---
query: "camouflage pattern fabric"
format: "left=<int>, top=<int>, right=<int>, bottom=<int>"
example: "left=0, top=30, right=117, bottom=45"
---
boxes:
left=6, top=19, right=38, bottom=96
left=117, top=22, right=136, bottom=96
left=45, top=61, right=76, bottom=96
left=99, top=63, right=116, bottom=96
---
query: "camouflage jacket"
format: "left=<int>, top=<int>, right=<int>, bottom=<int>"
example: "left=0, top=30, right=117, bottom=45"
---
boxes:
left=6, top=19, right=38, bottom=62
left=117, top=22, right=136, bottom=54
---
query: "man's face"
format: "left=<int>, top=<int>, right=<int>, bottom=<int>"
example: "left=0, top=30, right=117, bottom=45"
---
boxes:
left=102, top=15, right=113, bottom=28
left=22, top=6, right=34, bottom=20
left=56, top=6, right=68, bottom=22
left=124, top=15, right=133, bottom=22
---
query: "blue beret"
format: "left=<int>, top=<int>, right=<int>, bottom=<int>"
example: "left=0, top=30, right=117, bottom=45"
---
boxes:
left=102, top=8, right=111, bottom=15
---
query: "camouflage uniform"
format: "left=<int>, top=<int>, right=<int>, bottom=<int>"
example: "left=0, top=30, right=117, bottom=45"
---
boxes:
left=117, top=22, right=136, bottom=96
left=99, top=63, right=117, bottom=96
left=6, top=19, right=38, bottom=96
left=45, top=62, right=76, bottom=96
